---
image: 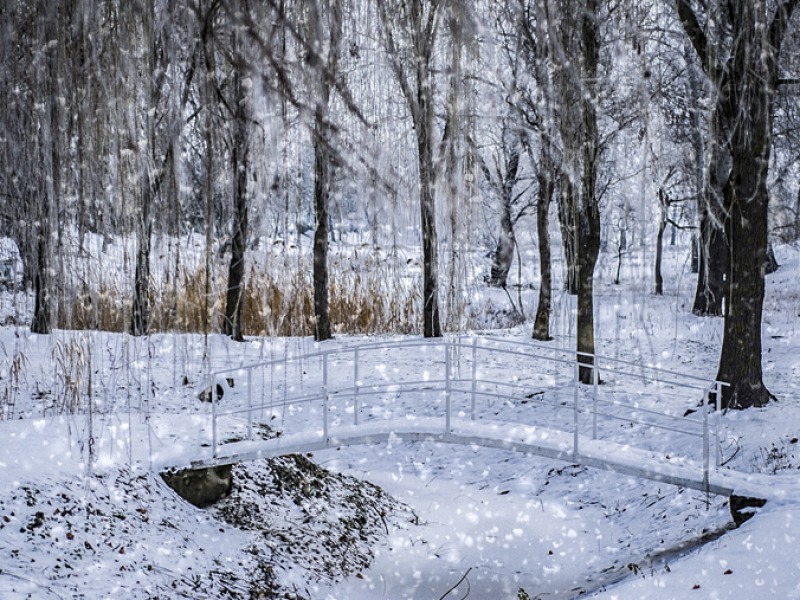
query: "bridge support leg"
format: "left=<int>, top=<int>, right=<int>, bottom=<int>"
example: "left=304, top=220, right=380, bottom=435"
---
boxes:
left=445, top=344, right=452, bottom=434
left=212, top=380, right=218, bottom=458
left=354, top=348, right=360, bottom=426
left=470, top=338, right=477, bottom=421
left=323, top=353, right=329, bottom=441
left=573, top=361, right=579, bottom=460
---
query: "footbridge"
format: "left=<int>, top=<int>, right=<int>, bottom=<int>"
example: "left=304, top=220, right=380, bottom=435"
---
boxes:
left=173, top=336, right=748, bottom=498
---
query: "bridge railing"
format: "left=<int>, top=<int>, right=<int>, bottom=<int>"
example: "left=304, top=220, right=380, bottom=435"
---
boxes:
left=206, top=336, right=727, bottom=489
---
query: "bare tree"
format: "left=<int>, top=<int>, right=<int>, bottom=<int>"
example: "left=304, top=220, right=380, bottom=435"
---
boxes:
left=547, top=0, right=602, bottom=382
left=479, top=125, right=528, bottom=289
left=309, top=0, right=343, bottom=342
left=517, top=0, right=559, bottom=340
left=222, top=8, right=252, bottom=342
left=30, top=0, right=60, bottom=334
left=677, top=0, right=800, bottom=407
left=130, top=0, right=192, bottom=336
left=377, top=0, right=443, bottom=337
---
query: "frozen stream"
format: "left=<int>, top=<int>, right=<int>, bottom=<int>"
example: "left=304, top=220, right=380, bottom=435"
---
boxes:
left=314, top=442, right=729, bottom=599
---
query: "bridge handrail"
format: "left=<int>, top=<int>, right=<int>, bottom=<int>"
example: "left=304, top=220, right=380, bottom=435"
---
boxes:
left=206, top=335, right=725, bottom=495
left=468, top=336, right=730, bottom=387
left=214, top=373, right=707, bottom=434
left=208, top=335, right=728, bottom=390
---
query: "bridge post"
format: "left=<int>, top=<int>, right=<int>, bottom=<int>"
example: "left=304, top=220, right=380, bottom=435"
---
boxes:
left=353, top=348, right=360, bottom=426
left=323, top=353, right=329, bottom=441
left=592, top=358, right=599, bottom=439
left=715, top=381, right=722, bottom=468
left=211, top=379, right=218, bottom=458
left=247, top=369, right=253, bottom=441
left=470, top=337, right=477, bottom=421
left=445, top=343, right=452, bottom=434
left=573, top=361, right=579, bottom=460
left=703, top=384, right=710, bottom=499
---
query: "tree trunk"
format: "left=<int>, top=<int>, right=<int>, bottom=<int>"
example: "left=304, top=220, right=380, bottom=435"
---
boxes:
left=557, top=179, right=578, bottom=295
left=377, top=0, right=442, bottom=337
left=417, top=53, right=441, bottom=338
left=31, top=1, right=59, bottom=335
left=577, top=238, right=598, bottom=383
left=532, top=164, right=554, bottom=341
left=312, top=117, right=333, bottom=341
left=714, top=0, right=775, bottom=408
left=577, top=199, right=601, bottom=383
left=716, top=167, right=771, bottom=408
left=130, top=1, right=156, bottom=337
left=489, top=140, right=520, bottom=288
left=418, top=124, right=441, bottom=338
left=223, top=26, right=250, bottom=343
left=692, top=103, right=729, bottom=316
left=130, top=188, right=152, bottom=336
left=576, top=0, right=600, bottom=384
left=311, top=0, right=341, bottom=342
left=31, top=230, right=51, bottom=334
left=655, top=223, right=665, bottom=295
left=692, top=197, right=726, bottom=316
left=690, top=233, right=699, bottom=273
left=223, top=142, right=249, bottom=341
left=687, top=0, right=798, bottom=408
left=654, top=189, right=666, bottom=295
left=489, top=207, right=515, bottom=288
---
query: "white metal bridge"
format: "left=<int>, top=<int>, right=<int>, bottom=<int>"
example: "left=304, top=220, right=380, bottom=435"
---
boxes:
left=177, top=336, right=744, bottom=498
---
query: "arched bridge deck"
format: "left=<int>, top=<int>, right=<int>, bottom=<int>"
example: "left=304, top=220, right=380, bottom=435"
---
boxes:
left=163, top=336, right=757, bottom=499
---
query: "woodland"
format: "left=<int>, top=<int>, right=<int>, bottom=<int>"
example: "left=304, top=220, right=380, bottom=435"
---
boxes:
left=3, top=0, right=800, bottom=411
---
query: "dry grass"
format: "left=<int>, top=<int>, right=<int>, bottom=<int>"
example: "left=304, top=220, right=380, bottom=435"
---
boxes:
left=50, top=335, right=91, bottom=415
left=54, top=255, right=434, bottom=337
left=0, top=344, right=28, bottom=419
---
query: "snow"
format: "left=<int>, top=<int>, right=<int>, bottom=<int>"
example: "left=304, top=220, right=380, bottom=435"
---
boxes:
left=2, top=242, right=800, bottom=598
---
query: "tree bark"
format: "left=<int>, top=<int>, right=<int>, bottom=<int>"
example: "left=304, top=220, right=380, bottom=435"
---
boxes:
left=692, top=210, right=726, bottom=315
left=417, top=111, right=441, bottom=338
left=417, top=15, right=441, bottom=338
left=529, top=0, right=555, bottom=341
left=692, top=111, right=728, bottom=317
left=576, top=0, right=601, bottom=384
left=31, top=0, right=60, bottom=335
left=655, top=189, right=666, bottom=295
left=311, top=0, right=342, bottom=342
left=557, top=178, right=578, bottom=295
left=130, top=185, right=152, bottom=336
left=313, top=115, right=333, bottom=341
left=488, top=140, right=520, bottom=288
left=223, top=132, right=249, bottom=341
left=532, top=162, right=554, bottom=341
left=130, top=0, right=156, bottom=336
left=223, top=26, right=250, bottom=342
left=31, top=227, right=51, bottom=334
left=378, top=0, right=442, bottom=338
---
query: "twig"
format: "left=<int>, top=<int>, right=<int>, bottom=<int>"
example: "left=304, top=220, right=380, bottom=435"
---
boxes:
left=438, top=567, right=472, bottom=600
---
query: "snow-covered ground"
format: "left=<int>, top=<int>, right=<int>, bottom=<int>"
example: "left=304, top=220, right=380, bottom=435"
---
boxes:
left=1, top=242, right=800, bottom=599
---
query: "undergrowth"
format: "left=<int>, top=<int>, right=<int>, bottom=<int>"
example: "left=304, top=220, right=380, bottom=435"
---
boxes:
left=56, top=259, right=436, bottom=337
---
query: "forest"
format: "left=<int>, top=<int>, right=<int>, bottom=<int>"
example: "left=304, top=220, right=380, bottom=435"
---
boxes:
left=5, top=1, right=800, bottom=598
left=2, top=0, right=800, bottom=413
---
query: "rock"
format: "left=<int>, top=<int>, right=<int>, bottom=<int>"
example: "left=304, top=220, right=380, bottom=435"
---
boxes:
left=197, top=378, right=235, bottom=402
left=161, top=465, right=233, bottom=507
left=730, top=494, right=767, bottom=527
left=198, top=383, right=225, bottom=402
